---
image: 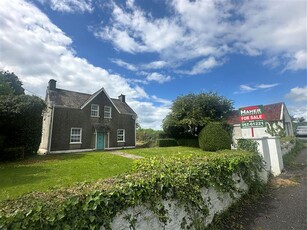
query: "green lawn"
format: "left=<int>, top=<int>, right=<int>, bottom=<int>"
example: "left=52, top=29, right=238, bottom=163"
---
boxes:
left=123, top=146, right=205, bottom=157
left=0, top=152, right=133, bottom=201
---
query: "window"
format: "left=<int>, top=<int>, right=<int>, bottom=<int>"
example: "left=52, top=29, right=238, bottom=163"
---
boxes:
left=117, top=129, right=125, bottom=142
left=104, top=106, right=112, bottom=118
left=70, top=128, right=82, bottom=143
left=91, top=104, right=99, bottom=117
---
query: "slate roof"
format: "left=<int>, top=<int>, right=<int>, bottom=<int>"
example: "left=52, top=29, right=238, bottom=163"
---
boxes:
left=48, top=88, right=91, bottom=109
left=48, top=88, right=136, bottom=115
left=227, top=102, right=284, bottom=125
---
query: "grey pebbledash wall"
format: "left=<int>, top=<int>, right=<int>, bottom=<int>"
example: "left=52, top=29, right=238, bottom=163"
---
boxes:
left=100, top=172, right=268, bottom=230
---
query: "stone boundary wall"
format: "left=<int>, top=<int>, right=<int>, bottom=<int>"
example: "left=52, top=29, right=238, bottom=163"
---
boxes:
left=101, top=172, right=268, bottom=230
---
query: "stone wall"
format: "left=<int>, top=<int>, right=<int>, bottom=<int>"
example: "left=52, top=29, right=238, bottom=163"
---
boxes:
left=101, top=172, right=268, bottom=230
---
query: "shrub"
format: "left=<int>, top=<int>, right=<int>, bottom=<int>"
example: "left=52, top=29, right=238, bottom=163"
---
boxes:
left=0, top=147, right=24, bottom=161
left=157, top=138, right=178, bottom=147
left=198, top=122, right=231, bottom=151
left=237, top=139, right=259, bottom=154
left=177, top=138, right=199, bottom=148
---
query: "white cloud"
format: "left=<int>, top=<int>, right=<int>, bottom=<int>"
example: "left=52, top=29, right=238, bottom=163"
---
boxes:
left=146, top=73, right=172, bottom=84
left=0, top=0, right=170, bottom=129
left=180, top=56, right=221, bottom=75
left=283, top=50, right=307, bottom=72
left=235, top=0, right=307, bottom=70
left=38, top=0, right=93, bottom=13
left=235, top=83, right=279, bottom=94
left=286, top=86, right=307, bottom=102
left=94, top=0, right=306, bottom=73
left=110, top=59, right=137, bottom=71
left=141, top=61, right=168, bottom=70
left=129, top=100, right=170, bottom=130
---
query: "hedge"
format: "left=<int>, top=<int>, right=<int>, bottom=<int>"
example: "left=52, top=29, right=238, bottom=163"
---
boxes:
left=0, top=150, right=264, bottom=229
left=177, top=138, right=199, bottom=148
left=157, top=138, right=178, bottom=147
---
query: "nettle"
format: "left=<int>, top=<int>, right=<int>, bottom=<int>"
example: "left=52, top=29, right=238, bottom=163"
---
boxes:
left=0, top=150, right=264, bottom=230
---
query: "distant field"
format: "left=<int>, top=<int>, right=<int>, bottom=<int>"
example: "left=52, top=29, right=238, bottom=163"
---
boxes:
left=0, top=152, right=133, bottom=201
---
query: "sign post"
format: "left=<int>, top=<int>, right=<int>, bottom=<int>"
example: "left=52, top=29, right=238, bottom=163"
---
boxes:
left=239, top=105, right=266, bottom=137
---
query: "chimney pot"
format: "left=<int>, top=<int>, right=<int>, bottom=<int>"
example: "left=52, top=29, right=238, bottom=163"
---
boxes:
left=48, top=79, right=57, bottom=90
left=119, top=94, right=125, bottom=103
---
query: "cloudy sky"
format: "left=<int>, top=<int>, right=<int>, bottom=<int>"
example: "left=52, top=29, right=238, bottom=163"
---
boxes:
left=0, top=0, right=306, bottom=129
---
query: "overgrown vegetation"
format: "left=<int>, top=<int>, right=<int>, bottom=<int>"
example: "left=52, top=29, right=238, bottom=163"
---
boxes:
left=283, top=139, right=304, bottom=168
left=237, top=139, right=259, bottom=153
left=0, top=150, right=264, bottom=229
left=0, top=71, right=45, bottom=161
left=266, top=121, right=286, bottom=137
left=198, top=122, right=232, bottom=151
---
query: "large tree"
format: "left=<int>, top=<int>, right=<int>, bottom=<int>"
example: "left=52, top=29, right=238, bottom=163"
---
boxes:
left=0, top=71, right=45, bottom=160
left=162, top=92, right=233, bottom=138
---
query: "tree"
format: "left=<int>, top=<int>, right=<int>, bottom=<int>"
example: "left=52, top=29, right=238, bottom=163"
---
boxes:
left=162, top=92, right=233, bottom=138
left=0, top=71, right=24, bottom=95
left=0, top=71, right=45, bottom=160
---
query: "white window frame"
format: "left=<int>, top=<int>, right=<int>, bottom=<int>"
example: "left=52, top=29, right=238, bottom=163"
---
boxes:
left=91, top=104, right=99, bottom=117
left=117, top=129, right=125, bottom=142
left=104, top=106, right=112, bottom=118
left=70, top=128, right=82, bottom=144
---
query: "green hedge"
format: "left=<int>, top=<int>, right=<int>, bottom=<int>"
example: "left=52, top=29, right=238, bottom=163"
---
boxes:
left=157, top=138, right=178, bottom=147
left=177, top=138, right=199, bottom=148
left=0, top=150, right=264, bottom=229
left=198, top=122, right=232, bottom=151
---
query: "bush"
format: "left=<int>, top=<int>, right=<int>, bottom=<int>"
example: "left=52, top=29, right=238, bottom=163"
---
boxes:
left=157, top=138, right=178, bottom=147
left=0, top=147, right=24, bottom=161
left=198, top=122, right=231, bottom=151
left=177, top=138, right=199, bottom=148
left=237, top=139, right=259, bottom=153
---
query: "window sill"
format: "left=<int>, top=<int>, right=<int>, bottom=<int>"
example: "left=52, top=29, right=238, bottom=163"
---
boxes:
left=117, top=141, right=125, bottom=143
left=91, top=116, right=100, bottom=118
left=70, top=142, right=82, bottom=144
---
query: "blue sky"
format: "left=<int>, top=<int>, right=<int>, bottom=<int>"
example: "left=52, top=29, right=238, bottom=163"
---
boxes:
left=0, top=0, right=306, bottom=130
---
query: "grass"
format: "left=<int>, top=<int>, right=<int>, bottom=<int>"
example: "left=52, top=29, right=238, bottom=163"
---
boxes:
left=0, top=152, right=133, bottom=201
left=123, top=146, right=205, bottom=157
left=0, top=146, right=209, bottom=202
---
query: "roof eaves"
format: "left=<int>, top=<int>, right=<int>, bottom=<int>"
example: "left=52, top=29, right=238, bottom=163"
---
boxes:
left=80, top=88, right=121, bottom=114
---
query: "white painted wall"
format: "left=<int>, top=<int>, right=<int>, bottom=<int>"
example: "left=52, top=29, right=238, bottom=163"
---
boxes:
left=100, top=172, right=268, bottom=230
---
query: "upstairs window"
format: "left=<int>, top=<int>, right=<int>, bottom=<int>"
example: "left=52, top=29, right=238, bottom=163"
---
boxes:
left=117, top=129, right=125, bottom=142
left=104, top=106, right=112, bottom=118
left=70, top=128, right=82, bottom=144
left=91, top=104, right=99, bottom=117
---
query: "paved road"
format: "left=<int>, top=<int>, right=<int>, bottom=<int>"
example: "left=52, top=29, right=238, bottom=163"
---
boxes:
left=236, top=148, right=307, bottom=230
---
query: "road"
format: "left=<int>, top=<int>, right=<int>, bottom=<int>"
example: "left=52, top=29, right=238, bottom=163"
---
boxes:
left=230, top=147, right=307, bottom=230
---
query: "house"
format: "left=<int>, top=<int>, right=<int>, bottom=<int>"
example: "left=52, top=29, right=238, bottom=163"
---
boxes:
left=227, top=102, right=294, bottom=142
left=38, top=79, right=137, bottom=154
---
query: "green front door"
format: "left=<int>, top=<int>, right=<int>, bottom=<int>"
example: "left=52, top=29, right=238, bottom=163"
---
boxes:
left=96, top=132, right=104, bottom=150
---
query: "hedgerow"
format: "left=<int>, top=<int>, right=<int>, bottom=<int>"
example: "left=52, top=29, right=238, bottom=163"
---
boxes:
left=0, top=150, right=264, bottom=229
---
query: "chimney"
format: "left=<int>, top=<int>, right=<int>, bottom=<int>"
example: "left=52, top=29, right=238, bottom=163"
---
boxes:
left=48, top=79, right=56, bottom=90
left=118, top=94, right=125, bottom=103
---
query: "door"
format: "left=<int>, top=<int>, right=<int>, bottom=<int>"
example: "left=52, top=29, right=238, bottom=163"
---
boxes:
left=96, top=132, right=104, bottom=150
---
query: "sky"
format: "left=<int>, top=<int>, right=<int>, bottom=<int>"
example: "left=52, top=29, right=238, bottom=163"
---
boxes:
left=0, top=0, right=306, bottom=130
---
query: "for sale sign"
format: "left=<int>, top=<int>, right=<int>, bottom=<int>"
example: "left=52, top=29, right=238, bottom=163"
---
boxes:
left=239, top=105, right=266, bottom=128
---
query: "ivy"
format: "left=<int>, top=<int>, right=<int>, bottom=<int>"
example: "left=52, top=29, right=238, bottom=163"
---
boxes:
left=0, top=150, right=264, bottom=229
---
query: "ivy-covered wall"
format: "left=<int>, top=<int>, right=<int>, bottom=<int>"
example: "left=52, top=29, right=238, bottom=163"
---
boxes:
left=0, top=150, right=267, bottom=229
